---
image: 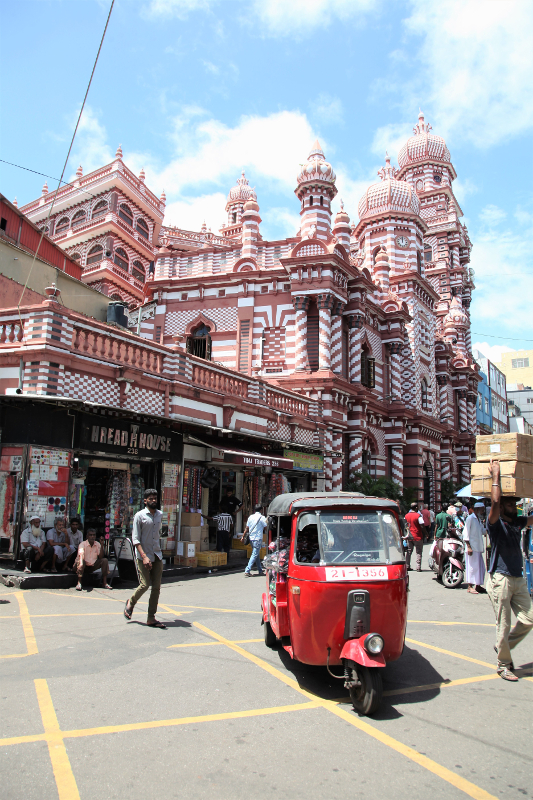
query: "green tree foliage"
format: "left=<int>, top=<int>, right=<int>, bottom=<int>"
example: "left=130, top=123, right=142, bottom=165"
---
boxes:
left=440, top=479, right=458, bottom=508
left=344, top=472, right=416, bottom=515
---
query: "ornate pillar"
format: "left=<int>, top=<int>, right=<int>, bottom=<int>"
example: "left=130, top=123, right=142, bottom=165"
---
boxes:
left=348, top=432, right=363, bottom=476
left=389, top=341, right=403, bottom=402
left=291, top=296, right=311, bottom=372
left=331, top=300, right=345, bottom=374
left=436, top=374, right=449, bottom=422
left=324, top=428, right=333, bottom=491
left=347, top=314, right=364, bottom=382
left=391, top=445, right=404, bottom=487
left=317, top=293, right=334, bottom=371
left=467, top=390, right=477, bottom=433
left=331, top=429, right=344, bottom=491
left=457, top=388, right=468, bottom=431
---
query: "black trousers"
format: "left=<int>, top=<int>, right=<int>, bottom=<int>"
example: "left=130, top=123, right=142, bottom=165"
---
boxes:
left=21, top=545, right=53, bottom=568
left=216, top=530, right=232, bottom=555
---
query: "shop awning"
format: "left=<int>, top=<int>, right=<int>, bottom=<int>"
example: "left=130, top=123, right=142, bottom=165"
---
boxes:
left=188, top=438, right=293, bottom=470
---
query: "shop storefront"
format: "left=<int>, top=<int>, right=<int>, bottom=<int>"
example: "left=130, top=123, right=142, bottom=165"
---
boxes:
left=0, top=401, right=183, bottom=560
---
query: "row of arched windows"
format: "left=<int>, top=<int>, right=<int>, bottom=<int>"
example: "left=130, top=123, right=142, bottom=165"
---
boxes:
left=54, top=202, right=150, bottom=240
left=70, top=245, right=146, bottom=282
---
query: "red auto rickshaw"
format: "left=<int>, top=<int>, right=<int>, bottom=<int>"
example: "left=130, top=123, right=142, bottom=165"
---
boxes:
left=261, top=492, right=408, bottom=715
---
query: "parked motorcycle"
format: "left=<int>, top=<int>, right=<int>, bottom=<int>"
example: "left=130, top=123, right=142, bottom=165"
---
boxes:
left=428, top=532, right=464, bottom=588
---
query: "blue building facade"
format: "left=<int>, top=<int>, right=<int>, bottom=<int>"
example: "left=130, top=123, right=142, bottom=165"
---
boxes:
left=476, top=370, right=493, bottom=434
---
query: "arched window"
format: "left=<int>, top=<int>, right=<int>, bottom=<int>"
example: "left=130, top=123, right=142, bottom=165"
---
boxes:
left=110, top=293, right=123, bottom=301
left=424, top=247, right=433, bottom=263
left=309, top=196, right=314, bottom=206
left=114, top=248, right=129, bottom=271
left=186, top=324, right=212, bottom=360
left=319, top=196, right=323, bottom=206
left=421, top=379, right=429, bottom=410
left=132, top=260, right=145, bottom=282
left=70, top=253, right=81, bottom=262
left=417, top=250, right=423, bottom=274
left=92, top=200, right=108, bottom=219
left=136, top=218, right=149, bottom=239
left=232, top=211, right=237, bottom=224
left=361, top=345, right=375, bottom=389
left=71, top=209, right=86, bottom=228
left=86, top=245, right=103, bottom=265
left=118, top=204, right=133, bottom=227
left=56, top=217, right=70, bottom=234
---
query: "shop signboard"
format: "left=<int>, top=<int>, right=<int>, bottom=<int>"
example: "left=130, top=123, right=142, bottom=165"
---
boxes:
left=75, top=412, right=183, bottom=461
left=283, top=449, right=324, bottom=473
left=210, top=446, right=293, bottom=470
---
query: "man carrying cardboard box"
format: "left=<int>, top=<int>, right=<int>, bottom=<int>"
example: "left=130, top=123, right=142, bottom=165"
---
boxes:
left=486, top=461, right=533, bottom=681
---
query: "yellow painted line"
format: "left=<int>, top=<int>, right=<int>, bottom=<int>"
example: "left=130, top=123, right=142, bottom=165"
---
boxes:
left=406, top=638, right=495, bottom=669
left=194, top=621, right=499, bottom=800
left=384, top=673, right=500, bottom=696
left=34, top=680, right=80, bottom=800
left=408, top=620, right=494, bottom=627
left=61, top=701, right=321, bottom=740
left=0, top=592, right=39, bottom=659
left=323, top=701, right=498, bottom=800
left=0, top=732, right=47, bottom=747
left=163, top=603, right=262, bottom=615
left=168, top=638, right=263, bottom=649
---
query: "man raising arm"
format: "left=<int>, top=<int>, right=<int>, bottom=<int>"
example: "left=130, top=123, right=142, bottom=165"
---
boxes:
left=486, top=460, right=533, bottom=681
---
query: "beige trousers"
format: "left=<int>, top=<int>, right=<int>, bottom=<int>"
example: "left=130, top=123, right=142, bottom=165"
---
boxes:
left=129, top=557, right=164, bottom=620
left=485, top=572, right=533, bottom=667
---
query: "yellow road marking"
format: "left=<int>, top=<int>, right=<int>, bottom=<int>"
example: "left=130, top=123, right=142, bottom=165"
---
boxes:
left=161, top=603, right=262, bottom=615
left=406, top=638, right=495, bottom=669
left=0, top=610, right=193, bottom=618
left=193, top=622, right=498, bottom=800
left=408, top=620, right=494, bottom=627
left=34, top=680, right=80, bottom=800
left=0, top=592, right=38, bottom=659
left=384, top=673, right=500, bottom=696
left=169, top=638, right=263, bottom=649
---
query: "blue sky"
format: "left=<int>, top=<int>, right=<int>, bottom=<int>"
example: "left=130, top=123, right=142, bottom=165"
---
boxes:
left=1, top=0, right=532, bottom=357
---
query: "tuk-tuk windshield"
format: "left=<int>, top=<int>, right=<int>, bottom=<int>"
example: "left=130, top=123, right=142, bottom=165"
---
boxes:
left=316, top=510, right=404, bottom=565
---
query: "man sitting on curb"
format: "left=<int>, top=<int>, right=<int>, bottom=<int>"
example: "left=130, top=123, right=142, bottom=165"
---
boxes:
left=486, top=460, right=533, bottom=681
left=20, top=515, right=52, bottom=573
left=76, top=529, right=112, bottom=591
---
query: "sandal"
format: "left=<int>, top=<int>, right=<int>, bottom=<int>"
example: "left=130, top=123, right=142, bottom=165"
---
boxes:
left=497, top=666, right=518, bottom=682
left=75, top=583, right=82, bottom=591
left=102, top=583, right=113, bottom=590
left=124, top=601, right=133, bottom=620
left=147, top=620, right=166, bottom=629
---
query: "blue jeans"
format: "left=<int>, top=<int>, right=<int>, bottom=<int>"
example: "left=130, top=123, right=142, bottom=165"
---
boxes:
left=246, top=541, right=263, bottom=574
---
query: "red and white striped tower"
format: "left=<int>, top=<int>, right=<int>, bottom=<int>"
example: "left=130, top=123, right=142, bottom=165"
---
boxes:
left=241, top=193, right=261, bottom=262
left=373, top=245, right=390, bottom=294
left=324, top=428, right=333, bottom=491
left=295, top=141, right=337, bottom=241
left=348, top=433, right=363, bottom=476
left=331, top=300, right=345, bottom=374
left=347, top=314, right=364, bottom=381
left=331, top=430, right=344, bottom=491
left=389, top=341, right=403, bottom=401
left=391, top=445, right=404, bottom=487
left=292, top=296, right=311, bottom=371
left=332, top=201, right=351, bottom=250
left=317, top=294, right=334, bottom=371
left=223, top=171, right=256, bottom=239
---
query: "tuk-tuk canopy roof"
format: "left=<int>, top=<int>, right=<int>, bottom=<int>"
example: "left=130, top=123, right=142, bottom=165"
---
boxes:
left=267, top=492, right=400, bottom=516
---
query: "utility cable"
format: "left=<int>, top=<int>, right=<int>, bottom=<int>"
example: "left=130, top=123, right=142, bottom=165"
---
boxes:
left=472, top=333, right=533, bottom=343
left=0, top=158, right=103, bottom=203
left=16, top=0, right=115, bottom=325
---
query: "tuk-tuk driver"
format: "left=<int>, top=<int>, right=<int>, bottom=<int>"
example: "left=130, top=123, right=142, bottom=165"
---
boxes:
left=323, top=520, right=380, bottom=563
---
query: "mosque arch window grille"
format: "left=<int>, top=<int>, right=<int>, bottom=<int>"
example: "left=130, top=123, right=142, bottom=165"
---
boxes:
left=55, top=217, right=70, bottom=234
left=186, top=324, right=212, bottom=360
left=424, top=246, right=433, bottom=263
left=72, top=210, right=86, bottom=228
left=118, top=203, right=134, bottom=227
left=86, top=245, right=103, bottom=266
left=92, top=200, right=108, bottom=219
left=361, top=346, right=375, bottom=389
left=136, top=218, right=149, bottom=239
left=132, top=260, right=145, bottom=282
left=114, top=247, right=129, bottom=272
left=70, top=253, right=81, bottom=262
left=421, top=378, right=429, bottom=410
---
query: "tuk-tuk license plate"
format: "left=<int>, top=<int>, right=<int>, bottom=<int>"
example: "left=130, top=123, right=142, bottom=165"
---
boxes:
left=325, top=566, right=388, bottom=581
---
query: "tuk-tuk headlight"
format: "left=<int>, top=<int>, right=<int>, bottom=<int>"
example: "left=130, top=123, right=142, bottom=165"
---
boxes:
left=364, top=633, right=384, bottom=655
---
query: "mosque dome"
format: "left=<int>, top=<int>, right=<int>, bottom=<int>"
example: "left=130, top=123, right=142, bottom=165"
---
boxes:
left=296, top=140, right=336, bottom=187
left=226, top=171, right=256, bottom=209
left=358, top=155, right=420, bottom=220
left=398, top=111, right=451, bottom=169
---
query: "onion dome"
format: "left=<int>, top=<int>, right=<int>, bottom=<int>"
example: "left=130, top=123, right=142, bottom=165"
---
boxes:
left=374, top=245, right=389, bottom=267
left=115, top=144, right=123, bottom=160
left=398, top=111, right=451, bottom=168
left=139, top=168, right=145, bottom=182
left=358, top=154, right=420, bottom=220
left=296, top=140, right=336, bottom=187
left=226, top=171, right=256, bottom=210
left=334, top=199, right=350, bottom=226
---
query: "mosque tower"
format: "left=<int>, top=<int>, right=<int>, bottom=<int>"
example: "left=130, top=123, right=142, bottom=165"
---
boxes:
left=294, top=141, right=337, bottom=241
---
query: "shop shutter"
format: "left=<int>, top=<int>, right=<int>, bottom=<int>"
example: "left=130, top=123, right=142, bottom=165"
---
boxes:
left=238, top=320, right=250, bottom=373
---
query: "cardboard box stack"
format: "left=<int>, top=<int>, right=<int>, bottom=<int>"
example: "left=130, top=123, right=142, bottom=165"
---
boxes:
left=472, top=433, right=533, bottom=497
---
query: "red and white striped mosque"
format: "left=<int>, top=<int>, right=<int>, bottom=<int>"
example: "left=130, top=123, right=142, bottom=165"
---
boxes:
left=18, top=111, right=479, bottom=503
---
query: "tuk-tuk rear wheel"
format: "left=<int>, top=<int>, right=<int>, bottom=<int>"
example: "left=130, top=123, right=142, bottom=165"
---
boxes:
left=264, top=619, right=278, bottom=648
left=348, top=666, right=383, bottom=716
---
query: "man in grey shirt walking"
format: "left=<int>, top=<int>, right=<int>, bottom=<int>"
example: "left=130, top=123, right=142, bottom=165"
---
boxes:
left=124, top=488, right=166, bottom=628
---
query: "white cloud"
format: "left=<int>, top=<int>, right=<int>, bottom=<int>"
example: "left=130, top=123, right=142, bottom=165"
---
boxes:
left=404, top=0, right=533, bottom=147
left=371, top=122, right=412, bottom=161
left=248, top=0, right=376, bottom=36
left=479, top=205, right=507, bottom=227
left=163, top=192, right=227, bottom=231
left=68, top=105, right=114, bottom=179
left=472, top=342, right=514, bottom=363
left=202, top=60, right=220, bottom=75
left=452, top=178, right=478, bottom=206
left=312, top=94, right=344, bottom=125
left=145, top=0, right=214, bottom=18
left=261, top=206, right=301, bottom=241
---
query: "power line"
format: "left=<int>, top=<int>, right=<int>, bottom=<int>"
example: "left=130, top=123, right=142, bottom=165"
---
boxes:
left=0, top=158, right=102, bottom=203
left=472, top=332, right=533, bottom=342
left=17, top=0, right=115, bottom=321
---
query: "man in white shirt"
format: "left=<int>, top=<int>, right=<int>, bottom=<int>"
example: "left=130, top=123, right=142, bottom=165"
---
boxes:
left=46, top=517, right=75, bottom=573
left=463, top=502, right=486, bottom=594
left=243, top=504, right=267, bottom=577
left=20, top=515, right=52, bottom=573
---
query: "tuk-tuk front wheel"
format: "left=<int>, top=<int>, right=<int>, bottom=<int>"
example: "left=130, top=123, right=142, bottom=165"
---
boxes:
left=263, top=618, right=277, bottom=648
left=346, top=665, right=383, bottom=716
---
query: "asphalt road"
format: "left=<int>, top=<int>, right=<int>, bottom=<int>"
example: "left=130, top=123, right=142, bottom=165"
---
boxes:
left=1, top=548, right=532, bottom=800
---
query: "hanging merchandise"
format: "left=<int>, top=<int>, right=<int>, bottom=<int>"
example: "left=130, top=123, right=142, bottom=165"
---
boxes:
left=26, top=447, right=71, bottom=529
left=161, top=462, right=181, bottom=554
left=182, top=465, right=202, bottom=513
left=107, top=470, right=131, bottom=535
